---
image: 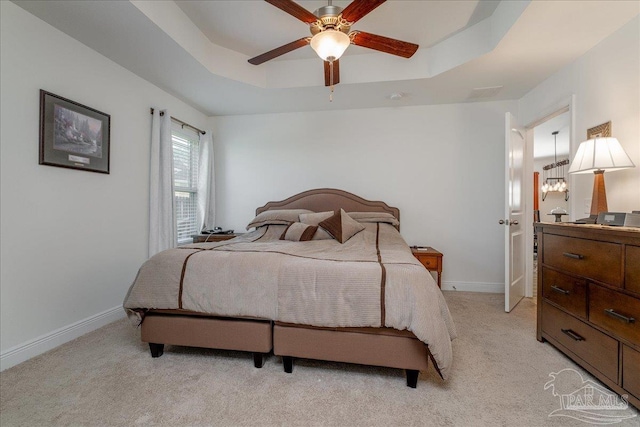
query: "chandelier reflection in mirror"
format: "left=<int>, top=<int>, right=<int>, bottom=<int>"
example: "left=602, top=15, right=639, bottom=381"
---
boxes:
left=541, top=131, right=569, bottom=201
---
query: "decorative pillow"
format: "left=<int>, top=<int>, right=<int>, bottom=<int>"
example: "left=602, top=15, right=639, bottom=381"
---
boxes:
left=348, top=211, right=400, bottom=227
left=298, top=211, right=334, bottom=240
left=299, top=211, right=333, bottom=225
left=279, top=222, right=318, bottom=242
left=318, top=209, right=365, bottom=243
left=246, top=209, right=313, bottom=230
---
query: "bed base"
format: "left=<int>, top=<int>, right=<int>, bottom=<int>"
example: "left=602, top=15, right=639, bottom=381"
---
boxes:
left=280, top=355, right=419, bottom=387
left=141, top=313, right=272, bottom=368
left=273, top=322, right=430, bottom=388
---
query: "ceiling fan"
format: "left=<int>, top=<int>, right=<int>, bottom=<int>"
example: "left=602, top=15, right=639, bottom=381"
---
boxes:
left=248, top=0, right=419, bottom=90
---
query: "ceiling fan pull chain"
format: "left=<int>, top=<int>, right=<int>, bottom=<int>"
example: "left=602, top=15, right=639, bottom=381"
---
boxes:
left=329, top=60, right=334, bottom=102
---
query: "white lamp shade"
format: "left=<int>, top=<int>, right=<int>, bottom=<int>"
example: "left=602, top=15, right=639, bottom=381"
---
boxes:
left=310, top=30, right=350, bottom=61
left=568, top=137, right=635, bottom=174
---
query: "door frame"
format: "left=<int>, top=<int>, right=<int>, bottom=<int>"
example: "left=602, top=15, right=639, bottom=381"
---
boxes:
left=522, top=95, right=576, bottom=297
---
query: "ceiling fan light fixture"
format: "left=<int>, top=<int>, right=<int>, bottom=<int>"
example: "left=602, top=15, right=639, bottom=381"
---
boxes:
left=310, top=29, right=350, bottom=62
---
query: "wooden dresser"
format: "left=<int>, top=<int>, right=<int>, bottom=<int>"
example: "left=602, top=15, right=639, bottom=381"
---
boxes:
left=536, top=223, right=640, bottom=409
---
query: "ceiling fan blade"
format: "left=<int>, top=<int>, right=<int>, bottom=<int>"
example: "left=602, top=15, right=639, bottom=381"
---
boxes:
left=324, top=60, right=340, bottom=86
left=265, top=0, right=318, bottom=24
left=248, top=38, right=310, bottom=65
left=341, top=0, right=386, bottom=24
left=351, top=31, right=419, bottom=58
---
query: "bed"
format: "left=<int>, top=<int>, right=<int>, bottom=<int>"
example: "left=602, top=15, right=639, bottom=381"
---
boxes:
left=124, top=188, right=456, bottom=387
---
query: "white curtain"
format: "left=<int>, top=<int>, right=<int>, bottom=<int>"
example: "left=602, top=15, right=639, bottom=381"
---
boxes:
left=197, top=131, right=216, bottom=231
left=148, top=109, right=176, bottom=257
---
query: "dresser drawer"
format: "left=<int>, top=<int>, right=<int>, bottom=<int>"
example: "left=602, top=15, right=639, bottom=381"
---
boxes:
left=589, top=285, right=640, bottom=344
left=542, top=268, right=587, bottom=319
left=623, top=345, right=640, bottom=400
left=542, top=301, right=618, bottom=381
left=626, top=245, right=640, bottom=295
left=543, top=234, right=622, bottom=287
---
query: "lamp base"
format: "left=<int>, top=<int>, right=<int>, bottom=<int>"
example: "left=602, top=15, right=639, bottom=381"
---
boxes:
left=590, top=170, right=608, bottom=216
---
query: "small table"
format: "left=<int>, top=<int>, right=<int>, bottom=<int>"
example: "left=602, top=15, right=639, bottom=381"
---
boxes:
left=547, top=213, right=568, bottom=223
left=411, top=246, right=443, bottom=288
left=192, top=233, right=243, bottom=243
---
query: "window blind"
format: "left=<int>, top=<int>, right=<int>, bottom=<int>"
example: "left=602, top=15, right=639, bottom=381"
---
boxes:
left=172, top=125, right=199, bottom=244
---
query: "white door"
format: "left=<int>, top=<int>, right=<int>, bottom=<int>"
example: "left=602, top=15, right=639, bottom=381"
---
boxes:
left=503, top=113, right=526, bottom=312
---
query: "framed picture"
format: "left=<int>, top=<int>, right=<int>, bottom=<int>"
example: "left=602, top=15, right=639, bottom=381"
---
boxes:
left=39, top=90, right=110, bottom=174
left=587, top=121, right=611, bottom=139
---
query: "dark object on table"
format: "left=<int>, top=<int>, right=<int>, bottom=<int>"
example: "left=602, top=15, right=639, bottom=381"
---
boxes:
left=202, top=228, right=234, bottom=234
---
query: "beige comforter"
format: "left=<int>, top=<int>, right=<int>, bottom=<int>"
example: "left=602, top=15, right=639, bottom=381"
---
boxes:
left=124, top=223, right=457, bottom=379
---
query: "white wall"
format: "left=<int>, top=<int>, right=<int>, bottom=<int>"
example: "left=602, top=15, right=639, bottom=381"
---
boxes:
left=519, top=16, right=640, bottom=217
left=213, top=100, right=517, bottom=292
left=0, top=2, right=209, bottom=369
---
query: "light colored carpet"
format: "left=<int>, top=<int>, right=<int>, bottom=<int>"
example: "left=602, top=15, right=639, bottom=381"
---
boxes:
left=1, top=292, right=638, bottom=426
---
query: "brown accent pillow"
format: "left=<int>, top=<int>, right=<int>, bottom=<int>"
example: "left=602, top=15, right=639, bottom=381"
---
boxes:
left=318, top=209, right=365, bottom=243
left=279, top=222, right=319, bottom=242
left=246, top=209, right=313, bottom=230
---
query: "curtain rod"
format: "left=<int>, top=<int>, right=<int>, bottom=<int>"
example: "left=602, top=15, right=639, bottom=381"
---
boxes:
left=149, top=108, right=205, bottom=135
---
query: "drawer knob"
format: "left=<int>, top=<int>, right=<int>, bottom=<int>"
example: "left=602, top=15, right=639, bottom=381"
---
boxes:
left=551, top=285, right=570, bottom=295
left=562, top=252, right=584, bottom=260
left=561, top=329, right=585, bottom=341
left=604, top=309, right=636, bottom=324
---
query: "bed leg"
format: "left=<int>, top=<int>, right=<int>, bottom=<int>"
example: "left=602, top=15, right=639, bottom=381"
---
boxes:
left=253, top=352, right=265, bottom=369
left=283, top=356, right=293, bottom=373
left=406, top=369, right=419, bottom=388
left=149, top=343, right=164, bottom=358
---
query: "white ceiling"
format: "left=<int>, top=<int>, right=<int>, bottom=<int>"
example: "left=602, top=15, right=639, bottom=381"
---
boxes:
left=175, top=1, right=500, bottom=60
left=13, top=1, right=640, bottom=116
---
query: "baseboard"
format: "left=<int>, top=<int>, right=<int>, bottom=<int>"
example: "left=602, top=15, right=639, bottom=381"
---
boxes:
left=441, top=281, right=504, bottom=293
left=0, top=305, right=126, bottom=371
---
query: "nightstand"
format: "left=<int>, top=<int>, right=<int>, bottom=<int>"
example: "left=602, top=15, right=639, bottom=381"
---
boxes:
left=192, top=233, right=243, bottom=243
left=411, top=246, right=443, bottom=288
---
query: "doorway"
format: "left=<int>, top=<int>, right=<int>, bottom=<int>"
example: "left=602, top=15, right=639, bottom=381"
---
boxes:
left=530, top=112, right=571, bottom=296
left=522, top=97, right=575, bottom=299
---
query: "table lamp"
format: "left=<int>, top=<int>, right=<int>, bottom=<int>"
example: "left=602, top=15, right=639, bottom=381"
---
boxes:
left=568, top=137, right=635, bottom=219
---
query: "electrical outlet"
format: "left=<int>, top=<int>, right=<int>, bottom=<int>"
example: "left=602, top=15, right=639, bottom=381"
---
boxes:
left=584, top=198, right=592, bottom=214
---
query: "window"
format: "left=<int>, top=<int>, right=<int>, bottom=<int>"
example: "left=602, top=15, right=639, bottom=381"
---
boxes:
left=172, top=125, right=199, bottom=245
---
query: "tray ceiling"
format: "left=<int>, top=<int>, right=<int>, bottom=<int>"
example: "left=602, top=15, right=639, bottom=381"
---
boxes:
left=13, top=1, right=640, bottom=116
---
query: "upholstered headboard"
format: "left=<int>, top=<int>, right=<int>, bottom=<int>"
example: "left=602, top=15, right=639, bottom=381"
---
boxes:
left=256, top=188, right=400, bottom=230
